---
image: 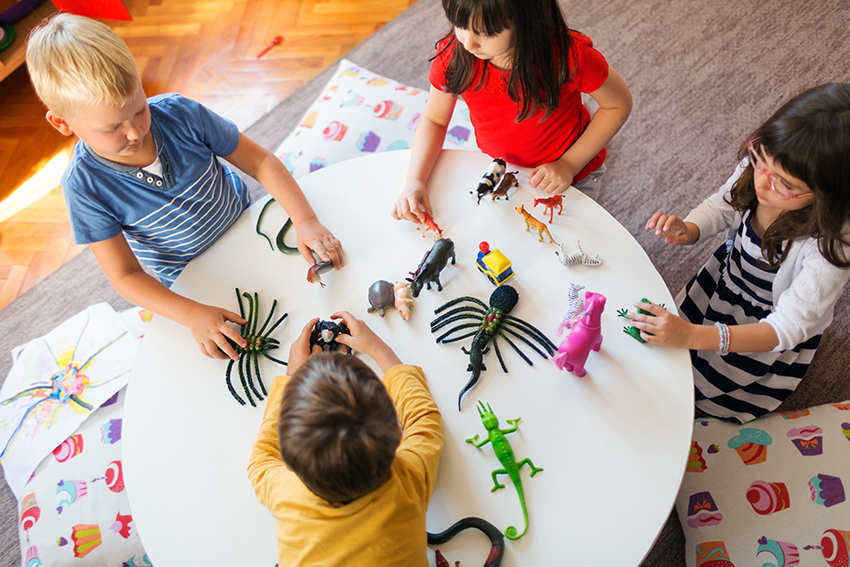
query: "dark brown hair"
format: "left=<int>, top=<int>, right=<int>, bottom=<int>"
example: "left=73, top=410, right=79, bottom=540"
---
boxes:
left=726, top=83, right=850, bottom=268
left=278, top=353, right=400, bottom=504
left=436, top=0, right=574, bottom=121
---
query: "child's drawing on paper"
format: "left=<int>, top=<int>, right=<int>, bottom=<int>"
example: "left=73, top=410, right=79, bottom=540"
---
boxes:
left=0, top=303, right=139, bottom=498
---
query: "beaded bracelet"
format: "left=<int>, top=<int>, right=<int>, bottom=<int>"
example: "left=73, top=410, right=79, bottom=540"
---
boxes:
left=714, top=321, right=730, bottom=356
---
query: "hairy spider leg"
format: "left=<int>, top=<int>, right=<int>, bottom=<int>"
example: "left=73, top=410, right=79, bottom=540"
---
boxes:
left=436, top=325, right=479, bottom=343
left=256, top=298, right=278, bottom=336
left=430, top=305, right=486, bottom=330
left=225, top=360, right=246, bottom=405
left=491, top=339, right=508, bottom=373
left=431, top=303, right=486, bottom=325
left=495, top=332, right=534, bottom=366
left=237, top=355, right=256, bottom=407
left=244, top=351, right=264, bottom=403
left=433, top=296, right=487, bottom=315
left=431, top=311, right=486, bottom=333
left=500, top=324, right=554, bottom=359
left=504, top=316, right=557, bottom=353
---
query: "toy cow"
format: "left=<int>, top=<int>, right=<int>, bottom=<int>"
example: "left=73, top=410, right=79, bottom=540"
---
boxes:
left=472, top=158, right=506, bottom=204
left=492, top=171, right=519, bottom=201
left=406, top=238, right=456, bottom=297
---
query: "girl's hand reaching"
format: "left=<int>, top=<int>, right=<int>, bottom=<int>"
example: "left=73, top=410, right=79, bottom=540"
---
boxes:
left=628, top=301, right=697, bottom=349
left=392, top=180, right=433, bottom=224
left=645, top=212, right=700, bottom=245
left=529, top=160, right=576, bottom=194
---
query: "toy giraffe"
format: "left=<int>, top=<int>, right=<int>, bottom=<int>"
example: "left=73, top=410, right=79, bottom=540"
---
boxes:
left=515, top=204, right=559, bottom=245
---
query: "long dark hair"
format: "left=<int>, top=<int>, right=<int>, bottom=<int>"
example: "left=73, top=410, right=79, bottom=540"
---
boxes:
left=436, top=0, right=574, bottom=121
left=726, top=83, right=850, bottom=268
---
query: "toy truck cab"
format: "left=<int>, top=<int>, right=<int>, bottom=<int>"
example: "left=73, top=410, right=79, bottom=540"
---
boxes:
left=476, top=242, right=514, bottom=286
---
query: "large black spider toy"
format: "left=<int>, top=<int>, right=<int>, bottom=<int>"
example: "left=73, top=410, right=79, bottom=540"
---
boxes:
left=430, top=285, right=557, bottom=410
left=225, top=288, right=288, bottom=407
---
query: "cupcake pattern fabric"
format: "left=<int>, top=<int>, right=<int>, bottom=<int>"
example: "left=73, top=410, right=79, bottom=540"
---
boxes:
left=274, top=59, right=479, bottom=180
left=677, top=401, right=850, bottom=567
left=15, top=388, right=152, bottom=566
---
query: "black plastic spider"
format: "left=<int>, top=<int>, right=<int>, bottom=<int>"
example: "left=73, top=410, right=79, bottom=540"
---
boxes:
left=430, top=285, right=556, bottom=409
left=225, top=288, right=288, bottom=407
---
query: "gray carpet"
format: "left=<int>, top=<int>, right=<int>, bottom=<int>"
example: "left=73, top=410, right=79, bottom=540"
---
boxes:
left=3, top=0, right=850, bottom=565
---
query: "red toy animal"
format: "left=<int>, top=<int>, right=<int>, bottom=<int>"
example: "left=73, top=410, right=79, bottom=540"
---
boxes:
left=533, top=195, right=564, bottom=223
left=416, top=212, right=443, bottom=239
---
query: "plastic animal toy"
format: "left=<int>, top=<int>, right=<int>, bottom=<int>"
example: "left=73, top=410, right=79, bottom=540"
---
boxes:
left=554, top=291, right=606, bottom=377
left=515, top=204, right=558, bottom=245
left=393, top=281, right=414, bottom=321
left=472, top=158, right=506, bottom=204
left=307, top=259, right=334, bottom=287
left=428, top=517, right=505, bottom=567
left=310, top=320, right=352, bottom=353
left=532, top=195, right=563, bottom=223
left=555, top=240, right=602, bottom=267
left=225, top=289, right=288, bottom=407
left=617, top=298, right=663, bottom=343
left=366, top=280, right=395, bottom=317
left=492, top=171, right=519, bottom=201
left=406, top=237, right=456, bottom=297
left=557, top=283, right=585, bottom=335
left=466, top=401, right=543, bottom=540
left=430, top=285, right=556, bottom=409
left=476, top=241, right=514, bottom=286
left=416, top=212, right=443, bottom=239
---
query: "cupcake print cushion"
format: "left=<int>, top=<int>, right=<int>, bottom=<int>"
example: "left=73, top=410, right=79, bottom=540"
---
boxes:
left=676, top=400, right=850, bottom=567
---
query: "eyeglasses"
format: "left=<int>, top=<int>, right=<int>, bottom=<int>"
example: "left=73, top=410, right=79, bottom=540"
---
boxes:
left=746, top=139, right=814, bottom=201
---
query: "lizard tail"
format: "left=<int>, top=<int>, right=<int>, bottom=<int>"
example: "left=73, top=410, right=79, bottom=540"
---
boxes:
left=505, top=489, right=529, bottom=541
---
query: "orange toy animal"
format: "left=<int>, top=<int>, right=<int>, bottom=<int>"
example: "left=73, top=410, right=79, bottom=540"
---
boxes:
left=533, top=195, right=564, bottom=223
left=515, top=205, right=559, bottom=245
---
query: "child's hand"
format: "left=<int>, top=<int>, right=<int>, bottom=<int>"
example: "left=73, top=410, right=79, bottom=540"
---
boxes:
left=186, top=303, right=248, bottom=360
left=330, top=310, right=402, bottom=373
left=645, top=212, right=699, bottom=245
left=529, top=160, right=576, bottom=194
left=287, top=317, right=322, bottom=374
left=392, top=181, right=432, bottom=224
left=628, top=301, right=695, bottom=349
left=294, top=218, right=344, bottom=269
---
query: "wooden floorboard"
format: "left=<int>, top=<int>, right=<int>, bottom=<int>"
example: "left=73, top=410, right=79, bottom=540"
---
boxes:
left=0, top=0, right=418, bottom=311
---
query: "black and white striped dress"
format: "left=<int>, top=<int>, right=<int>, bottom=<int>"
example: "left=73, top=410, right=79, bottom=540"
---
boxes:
left=676, top=207, right=821, bottom=423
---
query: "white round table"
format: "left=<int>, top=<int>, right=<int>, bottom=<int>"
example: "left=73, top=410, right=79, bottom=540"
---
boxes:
left=123, top=149, right=694, bottom=567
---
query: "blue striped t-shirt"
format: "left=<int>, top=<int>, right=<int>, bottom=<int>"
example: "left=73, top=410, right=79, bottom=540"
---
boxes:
left=62, top=93, right=251, bottom=285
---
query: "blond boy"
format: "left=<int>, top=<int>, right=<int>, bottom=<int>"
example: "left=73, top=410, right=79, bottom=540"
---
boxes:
left=26, top=13, right=343, bottom=360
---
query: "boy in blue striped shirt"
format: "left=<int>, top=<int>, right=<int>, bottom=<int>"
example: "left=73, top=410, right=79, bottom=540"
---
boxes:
left=27, top=13, right=343, bottom=361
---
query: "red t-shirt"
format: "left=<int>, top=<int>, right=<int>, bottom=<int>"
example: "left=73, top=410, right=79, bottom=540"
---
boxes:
left=430, top=31, right=609, bottom=180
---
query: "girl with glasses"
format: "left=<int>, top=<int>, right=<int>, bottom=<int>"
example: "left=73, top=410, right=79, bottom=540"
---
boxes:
left=638, top=83, right=850, bottom=424
left=392, top=0, right=632, bottom=224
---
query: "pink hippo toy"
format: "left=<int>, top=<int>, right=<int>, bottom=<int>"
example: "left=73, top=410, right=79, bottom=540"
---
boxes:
left=554, top=291, right=606, bottom=377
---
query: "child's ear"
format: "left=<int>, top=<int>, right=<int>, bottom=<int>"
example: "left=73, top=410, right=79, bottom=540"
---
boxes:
left=45, top=111, right=75, bottom=136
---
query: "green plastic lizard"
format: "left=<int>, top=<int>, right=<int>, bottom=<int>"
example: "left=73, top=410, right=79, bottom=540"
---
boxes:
left=466, top=401, right=543, bottom=540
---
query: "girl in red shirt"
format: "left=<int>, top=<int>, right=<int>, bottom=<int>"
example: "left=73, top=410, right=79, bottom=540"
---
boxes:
left=392, top=0, right=632, bottom=224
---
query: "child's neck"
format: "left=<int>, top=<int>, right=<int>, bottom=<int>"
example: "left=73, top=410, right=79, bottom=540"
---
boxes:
left=752, top=203, right=782, bottom=238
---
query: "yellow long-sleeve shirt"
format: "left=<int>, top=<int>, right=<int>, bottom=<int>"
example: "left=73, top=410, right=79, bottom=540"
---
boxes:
left=247, top=365, right=443, bottom=566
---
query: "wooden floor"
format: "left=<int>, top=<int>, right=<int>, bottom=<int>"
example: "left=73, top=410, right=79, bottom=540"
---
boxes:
left=0, top=0, right=418, bottom=310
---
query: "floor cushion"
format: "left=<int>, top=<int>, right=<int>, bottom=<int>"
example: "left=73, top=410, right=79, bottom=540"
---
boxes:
left=274, top=58, right=478, bottom=179
left=677, top=401, right=850, bottom=567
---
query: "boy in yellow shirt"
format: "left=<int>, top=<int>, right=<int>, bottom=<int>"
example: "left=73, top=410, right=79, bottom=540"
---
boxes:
left=248, top=311, right=443, bottom=566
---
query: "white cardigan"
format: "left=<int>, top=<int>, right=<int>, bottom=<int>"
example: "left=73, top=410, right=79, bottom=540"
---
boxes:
left=683, top=162, right=850, bottom=352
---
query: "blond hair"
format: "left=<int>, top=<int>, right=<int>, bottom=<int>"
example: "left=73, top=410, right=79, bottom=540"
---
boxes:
left=26, top=13, right=140, bottom=118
